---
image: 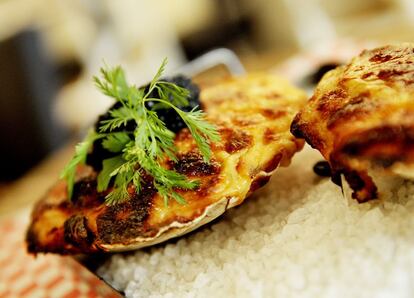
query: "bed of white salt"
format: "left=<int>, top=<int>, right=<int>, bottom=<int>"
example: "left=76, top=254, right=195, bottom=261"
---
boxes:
left=97, top=146, right=414, bottom=298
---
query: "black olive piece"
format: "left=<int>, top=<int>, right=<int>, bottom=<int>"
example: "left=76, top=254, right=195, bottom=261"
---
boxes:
left=313, top=160, right=332, bottom=177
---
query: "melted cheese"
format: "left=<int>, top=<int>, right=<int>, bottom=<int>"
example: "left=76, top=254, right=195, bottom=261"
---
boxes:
left=28, top=73, right=307, bottom=254
left=147, top=74, right=306, bottom=230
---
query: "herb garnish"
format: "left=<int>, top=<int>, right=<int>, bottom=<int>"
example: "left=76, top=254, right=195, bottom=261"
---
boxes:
left=61, top=59, right=220, bottom=205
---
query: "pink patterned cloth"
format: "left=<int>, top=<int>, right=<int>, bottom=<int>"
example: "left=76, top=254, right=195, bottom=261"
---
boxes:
left=0, top=215, right=120, bottom=298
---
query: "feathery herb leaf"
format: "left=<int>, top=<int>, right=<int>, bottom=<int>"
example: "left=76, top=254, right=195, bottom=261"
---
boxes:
left=62, top=59, right=220, bottom=205
left=60, top=130, right=100, bottom=198
left=97, top=156, right=126, bottom=192
left=102, top=132, right=131, bottom=153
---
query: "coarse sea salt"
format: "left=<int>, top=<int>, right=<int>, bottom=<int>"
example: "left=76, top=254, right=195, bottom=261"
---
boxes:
left=97, top=146, right=414, bottom=298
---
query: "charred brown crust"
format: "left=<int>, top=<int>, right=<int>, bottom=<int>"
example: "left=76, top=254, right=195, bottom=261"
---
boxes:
left=290, top=115, right=306, bottom=139
left=316, top=89, right=347, bottom=116
left=72, top=179, right=97, bottom=199
left=292, top=43, right=414, bottom=202
left=27, top=225, right=94, bottom=255
left=96, top=182, right=156, bottom=244
left=248, top=175, right=271, bottom=194
left=340, top=125, right=414, bottom=166
left=220, top=128, right=253, bottom=154
left=26, top=227, right=40, bottom=254
left=247, top=154, right=282, bottom=194
left=26, top=227, right=64, bottom=255
left=64, top=215, right=95, bottom=247
left=290, top=118, right=326, bottom=152
left=263, top=128, right=278, bottom=145
left=71, top=178, right=105, bottom=208
left=343, top=170, right=378, bottom=202
left=326, top=92, right=374, bottom=129
left=263, top=153, right=282, bottom=173
left=173, top=152, right=221, bottom=177
left=261, top=109, right=287, bottom=119
left=369, top=53, right=396, bottom=63
left=195, top=176, right=221, bottom=198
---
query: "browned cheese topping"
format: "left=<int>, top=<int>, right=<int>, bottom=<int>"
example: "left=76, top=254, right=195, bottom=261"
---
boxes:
left=291, top=43, right=414, bottom=202
left=27, top=74, right=306, bottom=254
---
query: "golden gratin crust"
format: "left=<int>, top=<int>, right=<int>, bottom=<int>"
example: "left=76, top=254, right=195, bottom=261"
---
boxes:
left=27, top=73, right=306, bottom=254
left=291, top=43, right=414, bottom=202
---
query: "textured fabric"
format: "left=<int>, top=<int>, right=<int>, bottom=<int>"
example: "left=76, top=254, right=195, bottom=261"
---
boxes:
left=0, top=214, right=120, bottom=298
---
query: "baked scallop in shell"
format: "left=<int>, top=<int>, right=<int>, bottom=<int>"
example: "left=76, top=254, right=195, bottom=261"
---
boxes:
left=291, top=43, right=414, bottom=202
left=27, top=73, right=306, bottom=254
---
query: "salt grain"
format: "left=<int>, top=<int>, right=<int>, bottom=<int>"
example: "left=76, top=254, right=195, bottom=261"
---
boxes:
left=97, top=147, right=414, bottom=297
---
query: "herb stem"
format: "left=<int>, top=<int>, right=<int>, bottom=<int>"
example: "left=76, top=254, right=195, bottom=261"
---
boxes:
left=62, top=59, right=218, bottom=205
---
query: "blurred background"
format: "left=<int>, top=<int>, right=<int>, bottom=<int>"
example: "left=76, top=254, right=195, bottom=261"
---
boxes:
left=1, top=0, right=414, bottom=185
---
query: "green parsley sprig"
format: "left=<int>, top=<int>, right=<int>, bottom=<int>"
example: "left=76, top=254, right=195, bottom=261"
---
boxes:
left=60, top=59, right=220, bottom=205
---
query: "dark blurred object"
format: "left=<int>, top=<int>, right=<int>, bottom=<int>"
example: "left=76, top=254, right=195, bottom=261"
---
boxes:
left=308, top=62, right=342, bottom=85
left=181, top=0, right=251, bottom=60
left=54, top=60, right=82, bottom=85
left=0, top=30, right=80, bottom=181
left=181, top=18, right=251, bottom=60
